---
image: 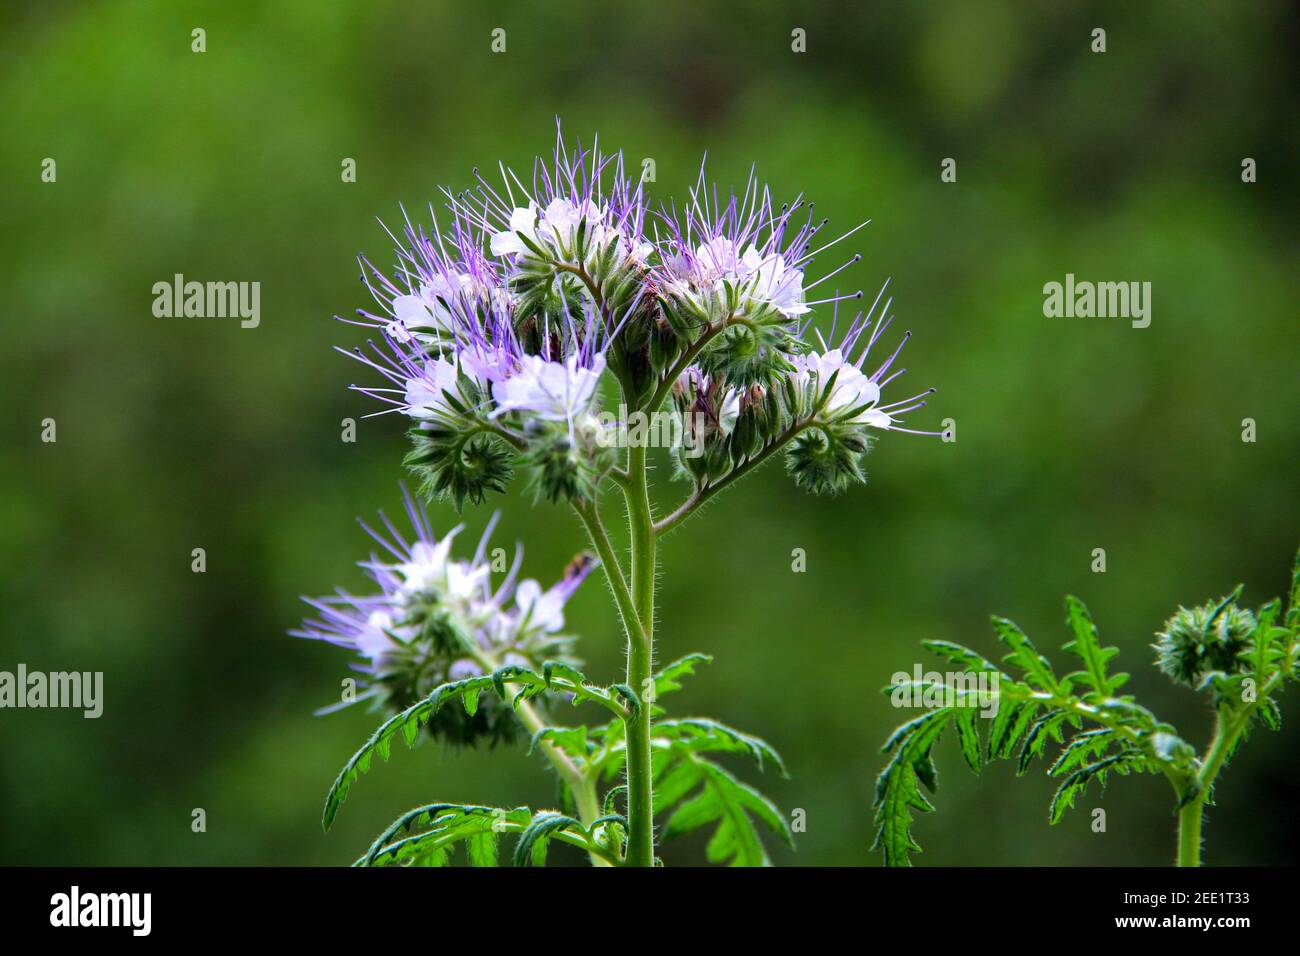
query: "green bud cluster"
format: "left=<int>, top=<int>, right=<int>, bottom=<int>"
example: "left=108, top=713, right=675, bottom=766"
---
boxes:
left=1153, top=599, right=1258, bottom=688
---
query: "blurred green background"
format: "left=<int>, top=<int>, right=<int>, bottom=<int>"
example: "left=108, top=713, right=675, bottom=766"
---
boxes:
left=2, top=0, right=1296, bottom=866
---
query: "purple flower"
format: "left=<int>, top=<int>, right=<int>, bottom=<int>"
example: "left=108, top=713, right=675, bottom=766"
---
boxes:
left=491, top=353, right=607, bottom=423
left=341, top=126, right=648, bottom=434
left=656, top=165, right=866, bottom=322
left=474, top=127, right=650, bottom=269
left=292, top=487, right=594, bottom=738
left=792, top=286, right=940, bottom=435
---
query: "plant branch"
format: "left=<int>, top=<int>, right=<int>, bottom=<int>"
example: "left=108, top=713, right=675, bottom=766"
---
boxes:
left=1176, top=643, right=1299, bottom=866
left=645, top=315, right=742, bottom=413
left=654, top=420, right=815, bottom=536
left=573, top=499, right=647, bottom=647
left=471, top=647, right=612, bottom=867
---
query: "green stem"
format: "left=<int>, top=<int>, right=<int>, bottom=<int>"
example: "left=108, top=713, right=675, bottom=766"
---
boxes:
left=472, top=649, right=611, bottom=867
left=646, top=321, right=727, bottom=413
left=573, top=500, right=646, bottom=646
left=1176, top=707, right=1246, bottom=867
left=654, top=420, right=814, bottom=536
left=623, top=442, right=656, bottom=866
left=1174, top=624, right=1300, bottom=866
left=1176, top=793, right=1204, bottom=868
left=562, top=260, right=659, bottom=866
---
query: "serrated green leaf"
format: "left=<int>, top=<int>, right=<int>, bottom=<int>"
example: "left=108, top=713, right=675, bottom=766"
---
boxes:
left=873, top=709, right=954, bottom=866
left=1017, top=709, right=1066, bottom=774
left=992, top=617, right=1061, bottom=693
left=652, top=653, right=714, bottom=699
left=1049, top=751, right=1141, bottom=824
left=463, top=686, right=481, bottom=716
left=659, top=755, right=791, bottom=866
left=954, top=708, right=982, bottom=774
left=654, top=718, right=787, bottom=776
left=529, top=725, right=589, bottom=759
left=652, top=761, right=702, bottom=815
left=466, top=831, right=498, bottom=867
left=1061, top=596, right=1128, bottom=697
left=513, top=812, right=582, bottom=868
left=999, top=701, right=1041, bottom=759
left=323, top=663, right=631, bottom=830
left=1048, top=728, right=1117, bottom=776
left=358, top=804, right=525, bottom=867
left=923, top=640, right=999, bottom=674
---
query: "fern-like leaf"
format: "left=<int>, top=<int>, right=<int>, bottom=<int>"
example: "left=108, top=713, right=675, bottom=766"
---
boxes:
left=657, top=754, right=791, bottom=866
left=651, top=653, right=714, bottom=700
left=873, top=709, right=954, bottom=866
left=323, top=663, right=635, bottom=830
left=513, top=811, right=582, bottom=867
left=654, top=718, right=788, bottom=776
left=992, top=617, right=1062, bottom=693
left=357, top=804, right=527, bottom=867
left=1061, top=596, right=1129, bottom=697
left=1048, top=751, right=1144, bottom=824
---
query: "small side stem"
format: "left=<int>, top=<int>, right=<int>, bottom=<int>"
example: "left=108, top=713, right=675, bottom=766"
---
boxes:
left=573, top=500, right=646, bottom=645
left=654, top=421, right=814, bottom=536
left=645, top=320, right=728, bottom=413
left=473, top=649, right=611, bottom=867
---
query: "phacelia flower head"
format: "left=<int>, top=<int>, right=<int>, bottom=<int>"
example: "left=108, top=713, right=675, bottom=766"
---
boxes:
left=337, top=127, right=939, bottom=512
left=342, top=127, right=644, bottom=436
left=292, top=487, right=594, bottom=745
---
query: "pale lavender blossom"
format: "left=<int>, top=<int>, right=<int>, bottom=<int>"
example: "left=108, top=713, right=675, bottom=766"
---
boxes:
left=656, top=165, right=865, bottom=322
left=292, top=488, right=594, bottom=727
left=793, top=286, right=940, bottom=434
left=492, top=353, right=607, bottom=423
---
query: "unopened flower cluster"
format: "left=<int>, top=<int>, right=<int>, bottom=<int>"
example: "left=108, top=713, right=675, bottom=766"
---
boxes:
left=1154, top=599, right=1258, bottom=690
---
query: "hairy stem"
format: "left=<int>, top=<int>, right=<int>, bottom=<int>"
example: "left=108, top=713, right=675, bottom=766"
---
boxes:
left=622, top=442, right=657, bottom=866
left=571, top=270, right=657, bottom=865
left=574, top=500, right=646, bottom=645
left=646, top=319, right=728, bottom=413
left=1176, top=705, right=1251, bottom=867
left=1175, top=793, right=1205, bottom=867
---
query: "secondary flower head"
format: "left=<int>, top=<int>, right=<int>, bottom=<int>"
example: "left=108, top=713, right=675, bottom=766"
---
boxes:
left=667, top=236, right=808, bottom=319
left=292, top=487, right=594, bottom=744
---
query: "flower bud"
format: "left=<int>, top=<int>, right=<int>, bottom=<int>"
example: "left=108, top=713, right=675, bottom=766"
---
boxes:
left=1153, top=601, right=1257, bottom=688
